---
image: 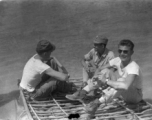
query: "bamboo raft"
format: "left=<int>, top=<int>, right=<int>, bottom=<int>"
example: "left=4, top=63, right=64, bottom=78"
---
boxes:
left=20, top=78, right=152, bottom=120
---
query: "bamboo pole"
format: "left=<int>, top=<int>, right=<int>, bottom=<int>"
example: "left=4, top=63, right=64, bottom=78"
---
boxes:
left=21, top=78, right=152, bottom=120
left=29, top=103, right=41, bottom=120
left=113, top=99, right=142, bottom=120
left=20, top=90, right=33, bottom=120
left=52, top=97, right=68, bottom=116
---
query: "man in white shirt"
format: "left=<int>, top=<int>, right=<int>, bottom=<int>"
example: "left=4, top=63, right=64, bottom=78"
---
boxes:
left=20, top=40, right=74, bottom=100
left=84, top=39, right=143, bottom=119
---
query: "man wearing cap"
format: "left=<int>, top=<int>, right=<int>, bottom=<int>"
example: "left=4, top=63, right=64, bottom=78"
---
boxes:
left=19, top=40, right=74, bottom=100
left=83, top=39, right=143, bottom=119
left=65, top=35, right=115, bottom=102
left=82, top=35, right=115, bottom=84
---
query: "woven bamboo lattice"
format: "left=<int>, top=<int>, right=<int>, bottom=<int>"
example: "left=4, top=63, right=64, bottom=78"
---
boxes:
left=20, top=78, right=152, bottom=120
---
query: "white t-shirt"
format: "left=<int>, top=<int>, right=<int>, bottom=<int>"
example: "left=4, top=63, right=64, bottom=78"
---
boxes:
left=20, top=54, right=50, bottom=92
left=109, top=57, right=142, bottom=89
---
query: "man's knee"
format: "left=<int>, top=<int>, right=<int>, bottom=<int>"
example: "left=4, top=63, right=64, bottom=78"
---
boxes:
left=87, top=78, right=100, bottom=90
left=46, top=58, right=59, bottom=71
left=56, top=81, right=75, bottom=93
left=83, top=68, right=94, bottom=80
left=34, top=79, right=57, bottom=98
left=105, top=68, right=119, bottom=81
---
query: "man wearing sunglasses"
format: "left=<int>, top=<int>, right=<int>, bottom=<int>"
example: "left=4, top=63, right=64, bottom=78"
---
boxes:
left=19, top=40, right=75, bottom=100
left=84, top=39, right=143, bottom=119
left=66, top=35, right=115, bottom=101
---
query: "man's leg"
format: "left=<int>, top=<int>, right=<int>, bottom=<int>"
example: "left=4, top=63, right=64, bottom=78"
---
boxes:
left=108, top=68, right=120, bottom=81
left=55, top=81, right=77, bottom=93
left=85, top=88, right=120, bottom=115
left=41, top=58, right=59, bottom=81
left=82, top=68, right=93, bottom=90
left=83, top=69, right=121, bottom=115
left=65, top=77, right=101, bottom=102
left=30, top=78, right=57, bottom=99
left=83, top=68, right=94, bottom=82
left=49, top=58, right=59, bottom=71
left=65, top=69, right=114, bottom=102
left=83, top=68, right=89, bottom=83
left=108, top=70, right=143, bottom=104
left=87, top=85, right=143, bottom=113
left=121, top=86, right=143, bottom=104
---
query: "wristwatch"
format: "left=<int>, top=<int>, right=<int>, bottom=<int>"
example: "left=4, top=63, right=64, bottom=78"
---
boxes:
left=105, top=79, right=109, bottom=85
left=67, top=74, right=70, bottom=78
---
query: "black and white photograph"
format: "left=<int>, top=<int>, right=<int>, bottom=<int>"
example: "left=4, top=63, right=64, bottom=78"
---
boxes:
left=0, top=0, right=152, bottom=120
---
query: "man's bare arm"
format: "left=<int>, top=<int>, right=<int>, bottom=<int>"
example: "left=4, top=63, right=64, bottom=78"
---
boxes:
left=94, top=63, right=111, bottom=76
left=45, top=67, right=68, bottom=81
left=53, top=57, right=69, bottom=75
left=107, top=74, right=136, bottom=90
left=81, top=59, right=90, bottom=72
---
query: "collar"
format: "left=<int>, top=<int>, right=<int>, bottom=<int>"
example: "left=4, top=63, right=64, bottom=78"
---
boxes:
left=95, top=48, right=108, bottom=58
left=120, top=58, right=132, bottom=69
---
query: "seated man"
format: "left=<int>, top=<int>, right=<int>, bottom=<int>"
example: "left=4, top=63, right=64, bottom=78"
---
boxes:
left=84, top=39, right=143, bottom=119
left=19, top=40, right=75, bottom=100
left=66, top=35, right=115, bottom=101
left=82, top=35, right=115, bottom=87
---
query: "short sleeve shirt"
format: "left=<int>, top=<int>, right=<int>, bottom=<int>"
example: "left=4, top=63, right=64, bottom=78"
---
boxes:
left=109, top=57, right=142, bottom=89
left=20, top=54, right=50, bottom=92
left=84, top=48, right=115, bottom=68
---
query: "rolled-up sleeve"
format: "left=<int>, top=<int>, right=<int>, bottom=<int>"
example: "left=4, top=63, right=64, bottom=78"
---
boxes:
left=109, top=57, right=121, bottom=67
left=107, top=51, right=115, bottom=61
left=84, top=49, right=94, bottom=61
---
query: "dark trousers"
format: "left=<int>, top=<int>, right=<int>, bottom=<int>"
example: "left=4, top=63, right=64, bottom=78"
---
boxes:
left=29, top=58, right=72, bottom=99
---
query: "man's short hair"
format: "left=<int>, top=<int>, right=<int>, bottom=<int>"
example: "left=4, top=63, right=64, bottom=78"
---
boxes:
left=36, top=40, right=55, bottom=54
left=118, top=39, right=134, bottom=51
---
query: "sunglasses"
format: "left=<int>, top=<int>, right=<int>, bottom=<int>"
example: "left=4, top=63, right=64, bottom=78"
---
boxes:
left=118, top=49, right=129, bottom=54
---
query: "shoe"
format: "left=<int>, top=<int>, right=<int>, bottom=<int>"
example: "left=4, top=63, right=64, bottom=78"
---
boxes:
left=87, top=89, right=102, bottom=98
left=84, top=98, right=101, bottom=114
left=66, top=89, right=87, bottom=101
left=81, top=88, right=103, bottom=104
left=68, top=82, right=78, bottom=93
left=81, top=96, right=96, bottom=104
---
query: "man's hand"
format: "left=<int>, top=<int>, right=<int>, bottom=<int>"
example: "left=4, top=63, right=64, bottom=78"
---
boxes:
left=89, top=67, right=96, bottom=73
left=94, top=68, right=101, bottom=76
left=98, top=74, right=107, bottom=84
left=84, top=62, right=97, bottom=73
left=84, top=65, right=90, bottom=72
left=82, top=61, right=91, bottom=72
left=65, top=73, right=70, bottom=82
left=67, top=74, right=70, bottom=78
left=82, top=60, right=92, bottom=72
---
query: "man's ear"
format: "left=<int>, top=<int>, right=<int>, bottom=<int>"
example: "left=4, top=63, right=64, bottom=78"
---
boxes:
left=43, top=52, right=47, bottom=56
left=131, top=50, right=134, bottom=55
left=103, top=44, right=106, bottom=49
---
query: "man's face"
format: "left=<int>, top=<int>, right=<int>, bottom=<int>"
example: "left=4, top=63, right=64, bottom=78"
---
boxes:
left=118, top=45, right=133, bottom=62
left=42, top=50, right=52, bottom=61
left=94, top=43, right=105, bottom=54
